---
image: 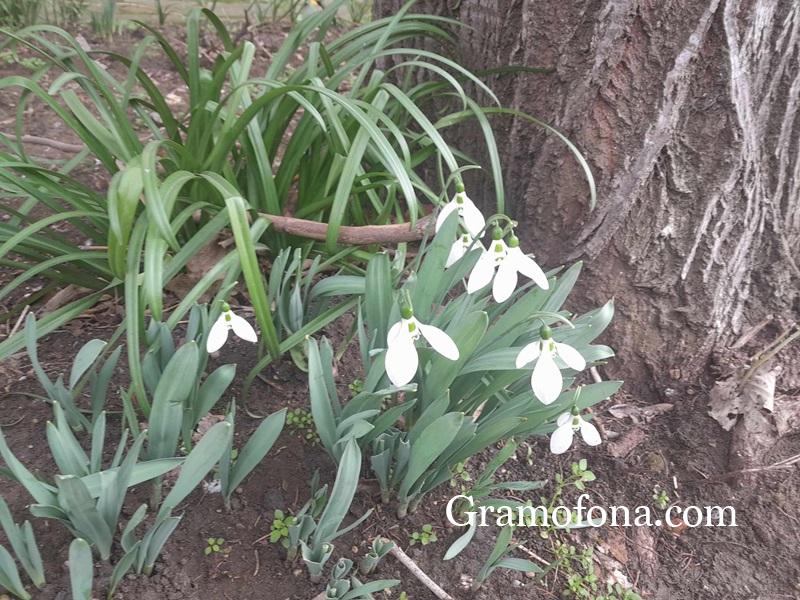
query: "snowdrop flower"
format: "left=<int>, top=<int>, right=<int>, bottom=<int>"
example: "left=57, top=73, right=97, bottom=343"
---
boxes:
left=206, top=302, right=258, bottom=353
left=493, top=236, right=549, bottom=302
left=467, top=227, right=507, bottom=294
left=385, top=307, right=459, bottom=386
left=515, top=324, right=586, bottom=404
left=435, top=183, right=486, bottom=238
left=446, top=233, right=483, bottom=268
left=550, top=408, right=601, bottom=454
left=467, top=232, right=549, bottom=302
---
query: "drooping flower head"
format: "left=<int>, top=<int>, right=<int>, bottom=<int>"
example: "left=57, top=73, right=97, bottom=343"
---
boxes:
left=550, top=406, right=601, bottom=454
left=467, top=229, right=549, bottom=302
left=446, top=232, right=483, bottom=268
left=385, top=305, right=459, bottom=387
left=493, top=235, right=549, bottom=301
left=467, top=226, right=507, bottom=294
left=515, top=324, right=586, bottom=404
left=435, top=182, right=486, bottom=238
left=206, top=302, right=258, bottom=353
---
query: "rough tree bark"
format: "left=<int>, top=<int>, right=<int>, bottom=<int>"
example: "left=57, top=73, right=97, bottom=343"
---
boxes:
left=374, top=0, right=800, bottom=394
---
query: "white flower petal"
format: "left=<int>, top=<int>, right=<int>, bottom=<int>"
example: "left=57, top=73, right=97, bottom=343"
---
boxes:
left=511, top=248, right=549, bottom=290
left=492, top=258, right=518, bottom=302
left=556, top=412, right=572, bottom=427
left=446, top=237, right=466, bottom=268
left=460, top=197, right=486, bottom=237
left=384, top=334, right=419, bottom=386
left=387, top=320, right=403, bottom=347
left=579, top=419, right=602, bottom=446
left=205, top=316, right=230, bottom=353
left=550, top=423, right=575, bottom=454
left=515, top=342, right=541, bottom=368
left=418, top=323, right=459, bottom=360
left=467, top=251, right=496, bottom=294
left=555, top=343, right=586, bottom=371
left=531, top=349, right=562, bottom=405
left=230, top=313, right=258, bottom=343
left=435, top=201, right=458, bottom=232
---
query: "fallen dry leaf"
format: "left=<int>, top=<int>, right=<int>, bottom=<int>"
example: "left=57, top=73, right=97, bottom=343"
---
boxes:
left=633, top=526, right=658, bottom=579
left=606, top=426, right=647, bottom=458
left=608, top=402, right=674, bottom=424
left=774, top=397, right=800, bottom=436
left=193, top=413, right=225, bottom=444
left=708, top=365, right=778, bottom=431
left=42, top=284, right=91, bottom=313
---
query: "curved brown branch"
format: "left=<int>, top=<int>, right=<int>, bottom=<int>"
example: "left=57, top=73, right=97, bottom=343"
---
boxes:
left=2, top=134, right=86, bottom=153
left=261, top=213, right=434, bottom=245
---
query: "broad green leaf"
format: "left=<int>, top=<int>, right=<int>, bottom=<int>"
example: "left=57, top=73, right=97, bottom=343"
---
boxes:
left=148, top=342, right=199, bottom=460
left=0, top=545, right=30, bottom=600
left=312, top=438, right=361, bottom=546
left=69, top=339, right=107, bottom=389
left=399, top=413, right=463, bottom=500
left=158, top=421, right=232, bottom=518
left=227, top=408, right=286, bottom=496
left=68, top=539, right=93, bottom=600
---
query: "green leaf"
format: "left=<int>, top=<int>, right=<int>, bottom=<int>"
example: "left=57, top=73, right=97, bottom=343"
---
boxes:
left=148, top=341, right=200, bottom=460
left=79, top=458, right=183, bottom=498
left=411, top=211, right=460, bottom=321
left=69, top=339, right=107, bottom=389
left=422, top=311, right=488, bottom=405
left=0, top=545, right=30, bottom=600
left=0, top=428, right=57, bottom=506
left=341, top=579, right=400, bottom=599
left=158, top=421, right=233, bottom=518
left=227, top=408, right=286, bottom=497
left=56, top=476, right=114, bottom=560
left=443, top=520, right=476, bottom=560
left=307, top=337, right=339, bottom=457
left=399, top=413, right=464, bottom=500
left=494, top=557, right=542, bottom=574
left=195, top=364, right=236, bottom=419
left=364, top=252, right=392, bottom=349
left=224, top=195, right=280, bottom=359
left=109, top=543, right=140, bottom=599
left=312, top=438, right=361, bottom=546
left=20, top=522, right=44, bottom=588
left=68, top=539, right=93, bottom=600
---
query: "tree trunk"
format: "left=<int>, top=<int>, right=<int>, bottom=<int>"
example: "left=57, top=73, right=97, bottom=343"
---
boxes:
left=375, top=0, right=800, bottom=394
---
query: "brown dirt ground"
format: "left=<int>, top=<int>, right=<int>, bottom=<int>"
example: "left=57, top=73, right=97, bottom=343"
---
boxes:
left=0, top=20, right=799, bottom=600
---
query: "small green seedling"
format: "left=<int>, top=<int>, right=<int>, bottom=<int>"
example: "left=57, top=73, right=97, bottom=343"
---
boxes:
left=449, top=461, right=472, bottom=491
left=286, top=408, right=320, bottom=445
left=409, top=524, right=437, bottom=546
left=652, top=486, right=670, bottom=510
left=348, top=379, right=364, bottom=394
left=553, top=543, right=642, bottom=600
left=204, top=537, right=228, bottom=556
left=570, top=459, right=596, bottom=491
left=270, top=510, right=295, bottom=548
left=359, top=537, right=395, bottom=576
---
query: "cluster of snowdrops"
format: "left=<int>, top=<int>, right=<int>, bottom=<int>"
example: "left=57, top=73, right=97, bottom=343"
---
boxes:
left=216, top=186, right=605, bottom=457
left=0, top=185, right=618, bottom=599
